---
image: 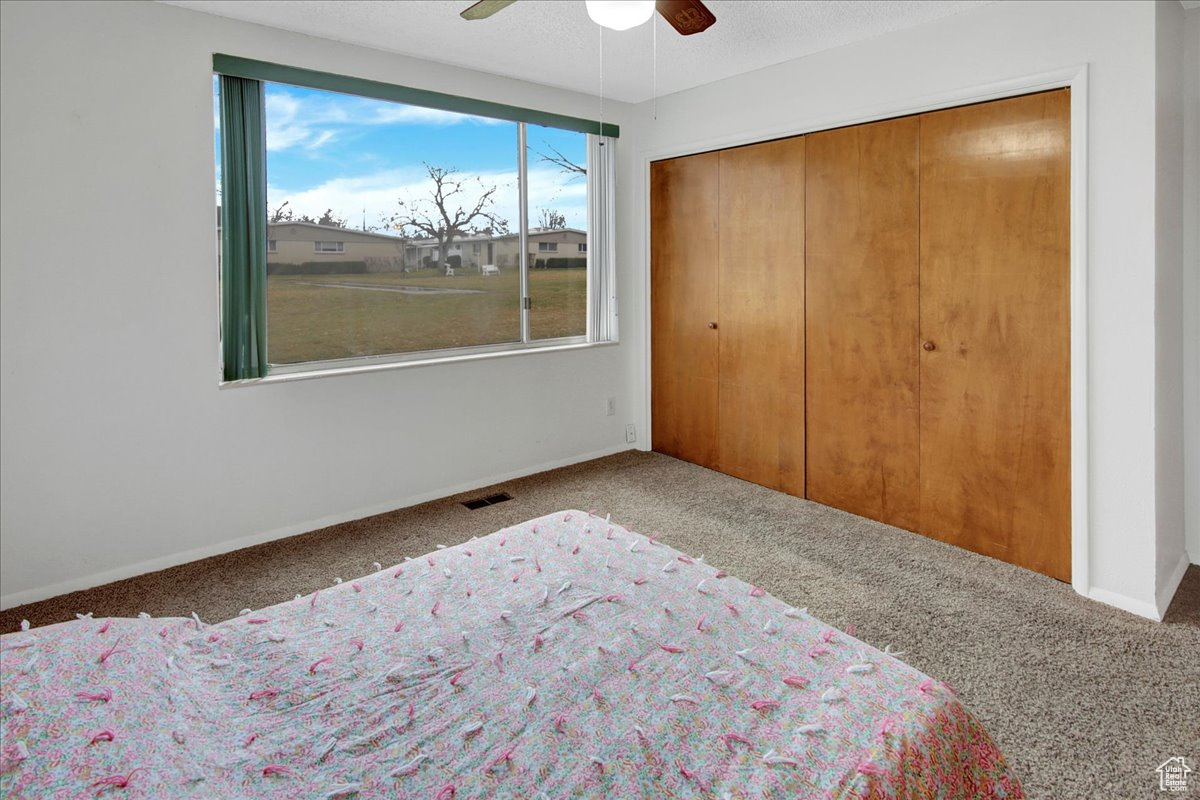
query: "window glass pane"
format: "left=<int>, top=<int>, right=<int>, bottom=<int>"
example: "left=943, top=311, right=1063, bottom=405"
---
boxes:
left=526, top=124, right=588, bottom=340
left=263, top=82, right=520, bottom=364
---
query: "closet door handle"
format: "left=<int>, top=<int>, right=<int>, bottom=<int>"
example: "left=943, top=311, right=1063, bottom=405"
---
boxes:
left=922, top=341, right=936, bottom=352
left=708, top=322, right=718, bottom=329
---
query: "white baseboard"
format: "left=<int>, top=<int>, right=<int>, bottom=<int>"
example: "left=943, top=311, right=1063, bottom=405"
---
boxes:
left=0, top=444, right=634, bottom=611
left=1086, top=586, right=1164, bottom=621
left=1085, top=554, right=1190, bottom=622
left=1155, top=551, right=1192, bottom=619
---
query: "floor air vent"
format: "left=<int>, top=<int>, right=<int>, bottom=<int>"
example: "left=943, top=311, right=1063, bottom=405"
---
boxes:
left=462, top=492, right=513, bottom=510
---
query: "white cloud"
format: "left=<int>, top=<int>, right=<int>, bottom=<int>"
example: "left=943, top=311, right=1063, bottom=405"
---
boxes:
left=368, top=105, right=505, bottom=127
left=263, top=88, right=506, bottom=154
left=306, top=130, right=336, bottom=151
left=268, top=165, right=588, bottom=234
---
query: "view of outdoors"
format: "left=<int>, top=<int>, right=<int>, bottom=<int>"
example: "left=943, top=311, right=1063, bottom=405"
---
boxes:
left=216, top=79, right=589, bottom=365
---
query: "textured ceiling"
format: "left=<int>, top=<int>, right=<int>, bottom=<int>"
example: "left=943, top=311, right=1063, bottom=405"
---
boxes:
left=162, top=0, right=992, bottom=104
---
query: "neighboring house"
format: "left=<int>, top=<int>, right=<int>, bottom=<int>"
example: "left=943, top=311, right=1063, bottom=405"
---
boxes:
left=267, top=222, right=412, bottom=273
left=406, top=232, right=500, bottom=270
left=408, top=228, right=587, bottom=271
left=522, top=228, right=588, bottom=268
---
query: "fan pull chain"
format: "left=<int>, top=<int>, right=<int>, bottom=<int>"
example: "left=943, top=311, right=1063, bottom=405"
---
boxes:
left=599, top=24, right=605, bottom=135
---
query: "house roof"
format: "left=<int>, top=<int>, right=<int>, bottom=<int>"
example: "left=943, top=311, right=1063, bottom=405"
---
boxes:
left=267, top=221, right=407, bottom=242
left=409, top=228, right=586, bottom=246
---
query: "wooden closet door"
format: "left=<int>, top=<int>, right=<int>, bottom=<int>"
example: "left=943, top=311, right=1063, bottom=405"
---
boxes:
left=651, top=153, right=720, bottom=468
left=919, top=89, right=1071, bottom=581
left=717, top=138, right=806, bottom=495
left=805, top=117, right=920, bottom=529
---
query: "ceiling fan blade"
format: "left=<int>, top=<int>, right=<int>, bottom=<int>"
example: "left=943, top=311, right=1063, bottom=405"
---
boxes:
left=460, top=0, right=516, bottom=21
left=656, top=0, right=716, bottom=35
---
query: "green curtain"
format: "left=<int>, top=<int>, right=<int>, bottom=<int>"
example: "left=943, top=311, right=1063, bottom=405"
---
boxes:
left=219, top=75, right=267, bottom=380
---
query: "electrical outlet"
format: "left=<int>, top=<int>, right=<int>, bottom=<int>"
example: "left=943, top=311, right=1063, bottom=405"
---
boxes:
left=606, top=396, right=616, bottom=416
left=625, top=423, right=637, bottom=443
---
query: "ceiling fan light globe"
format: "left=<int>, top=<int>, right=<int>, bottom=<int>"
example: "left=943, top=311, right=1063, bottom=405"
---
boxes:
left=585, top=0, right=656, bottom=31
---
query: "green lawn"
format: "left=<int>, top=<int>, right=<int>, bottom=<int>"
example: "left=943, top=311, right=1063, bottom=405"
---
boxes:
left=266, top=268, right=587, bottom=364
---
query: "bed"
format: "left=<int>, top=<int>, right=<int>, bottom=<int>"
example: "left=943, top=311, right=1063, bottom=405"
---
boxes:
left=1, top=510, right=1022, bottom=798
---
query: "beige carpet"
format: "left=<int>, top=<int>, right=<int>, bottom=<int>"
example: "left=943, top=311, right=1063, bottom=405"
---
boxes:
left=2, top=451, right=1197, bottom=798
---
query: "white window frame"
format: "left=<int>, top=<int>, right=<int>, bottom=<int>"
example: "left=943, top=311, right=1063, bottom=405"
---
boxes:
left=578, top=243, right=587, bottom=253
left=260, top=131, right=618, bottom=382
left=538, top=241, right=558, bottom=252
left=267, top=239, right=278, bottom=253
left=313, top=241, right=344, bottom=253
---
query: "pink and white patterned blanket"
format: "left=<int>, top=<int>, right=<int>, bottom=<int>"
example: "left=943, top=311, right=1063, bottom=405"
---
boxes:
left=1, top=510, right=1022, bottom=798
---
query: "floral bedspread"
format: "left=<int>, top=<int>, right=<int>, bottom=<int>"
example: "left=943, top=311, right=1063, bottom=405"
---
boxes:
left=1, top=510, right=1022, bottom=798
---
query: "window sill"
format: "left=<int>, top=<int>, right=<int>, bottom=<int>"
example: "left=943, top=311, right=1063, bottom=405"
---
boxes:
left=219, top=337, right=617, bottom=389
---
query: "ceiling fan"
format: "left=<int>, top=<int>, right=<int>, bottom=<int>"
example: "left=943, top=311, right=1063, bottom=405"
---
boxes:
left=461, top=0, right=716, bottom=36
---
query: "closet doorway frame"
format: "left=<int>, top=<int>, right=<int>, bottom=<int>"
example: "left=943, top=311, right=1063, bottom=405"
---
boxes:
left=640, top=65, right=1090, bottom=600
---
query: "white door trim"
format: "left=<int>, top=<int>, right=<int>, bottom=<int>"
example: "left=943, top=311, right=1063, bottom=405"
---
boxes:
left=639, top=64, right=1091, bottom=599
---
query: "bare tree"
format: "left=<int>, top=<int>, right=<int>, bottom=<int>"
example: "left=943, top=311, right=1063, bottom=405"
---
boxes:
left=316, top=208, right=348, bottom=228
left=537, top=207, right=567, bottom=230
left=536, top=143, right=586, bottom=178
left=387, top=164, right=509, bottom=271
left=270, top=200, right=308, bottom=223
left=269, top=201, right=347, bottom=227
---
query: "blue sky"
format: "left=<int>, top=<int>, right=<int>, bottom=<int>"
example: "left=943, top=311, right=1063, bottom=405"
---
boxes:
left=215, top=80, right=589, bottom=234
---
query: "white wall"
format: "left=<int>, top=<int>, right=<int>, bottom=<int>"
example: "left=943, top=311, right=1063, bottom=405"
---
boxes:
left=0, top=1, right=640, bottom=608
left=632, top=0, right=1181, bottom=618
left=1183, top=7, right=1200, bottom=567
left=1154, top=0, right=1190, bottom=607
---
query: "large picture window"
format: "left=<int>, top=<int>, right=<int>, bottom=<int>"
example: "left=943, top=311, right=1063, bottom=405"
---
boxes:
left=214, top=56, right=617, bottom=381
